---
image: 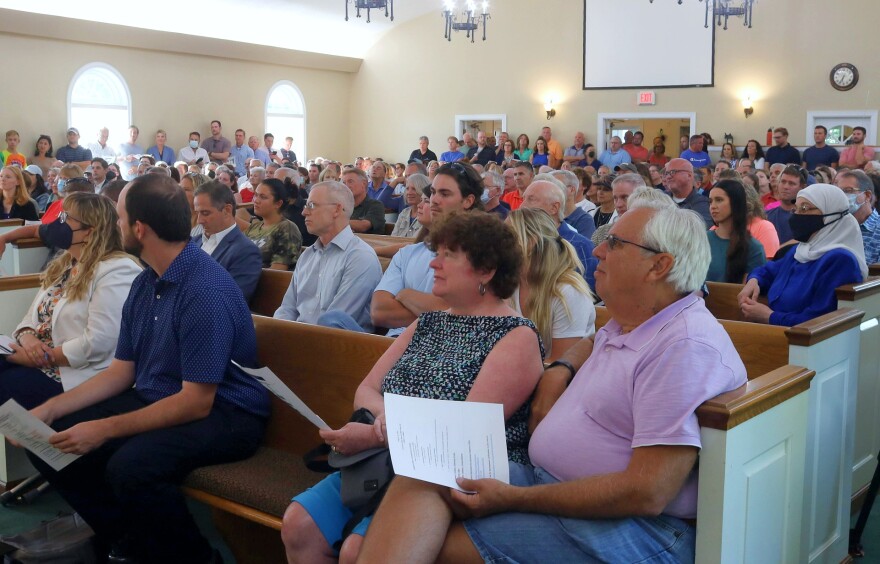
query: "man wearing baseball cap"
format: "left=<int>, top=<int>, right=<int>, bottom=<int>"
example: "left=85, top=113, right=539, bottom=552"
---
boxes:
left=55, top=127, right=93, bottom=169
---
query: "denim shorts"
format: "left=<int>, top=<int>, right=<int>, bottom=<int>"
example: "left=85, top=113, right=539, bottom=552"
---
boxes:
left=462, top=463, right=696, bottom=563
left=291, top=472, right=373, bottom=549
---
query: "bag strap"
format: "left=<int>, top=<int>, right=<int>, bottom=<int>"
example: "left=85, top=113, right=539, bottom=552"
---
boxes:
left=302, top=443, right=333, bottom=473
left=332, top=476, right=394, bottom=552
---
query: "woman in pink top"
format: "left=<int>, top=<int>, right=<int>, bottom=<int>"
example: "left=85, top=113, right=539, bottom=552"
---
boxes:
left=744, top=183, right=780, bottom=258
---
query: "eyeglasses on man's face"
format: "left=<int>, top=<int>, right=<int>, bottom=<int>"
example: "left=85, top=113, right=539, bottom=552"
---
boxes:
left=662, top=169, right=689, bottom=178
left=304, top=201, right=338, bottom=210
left=603, top=234, right=663, bottom=255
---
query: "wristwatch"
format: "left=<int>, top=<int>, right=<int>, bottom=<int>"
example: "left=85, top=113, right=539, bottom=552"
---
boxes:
left=546, top=359, right=576, bottom=382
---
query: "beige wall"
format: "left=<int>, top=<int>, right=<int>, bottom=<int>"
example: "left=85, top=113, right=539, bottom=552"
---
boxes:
left=0, top=31, right=353, bottom=162
left=350, top=0, right=880, bottom=162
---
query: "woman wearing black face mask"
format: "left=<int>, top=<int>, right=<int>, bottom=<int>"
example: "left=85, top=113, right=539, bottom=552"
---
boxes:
left=736, top=183, right=866, bottom=326
left=0, top=193, right=141, bottom=408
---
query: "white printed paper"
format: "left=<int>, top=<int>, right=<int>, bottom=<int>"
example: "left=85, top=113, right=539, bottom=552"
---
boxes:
left=233, top=361, right=330, bottom=430
left=384, top=394, right=509, bottom=491
left=0, top=400, right=81, bottom=471
left=0, top=335, right=16, bottom=354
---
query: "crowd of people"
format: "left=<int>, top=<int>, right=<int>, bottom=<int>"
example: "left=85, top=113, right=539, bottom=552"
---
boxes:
left=0, top=117, right=877, bottom=563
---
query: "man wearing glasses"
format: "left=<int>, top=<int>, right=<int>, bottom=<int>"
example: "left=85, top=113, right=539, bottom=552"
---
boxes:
left=274, top=180, right=382, bottom=332
left=765, top=127, right=802, bottom=170
left=663, top=158, right=712, bottom=227
left=836, top=169, right=880, bottom=264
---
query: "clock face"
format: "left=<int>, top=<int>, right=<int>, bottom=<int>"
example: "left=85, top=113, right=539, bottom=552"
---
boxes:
left=831, top=63, right=859, bottom=91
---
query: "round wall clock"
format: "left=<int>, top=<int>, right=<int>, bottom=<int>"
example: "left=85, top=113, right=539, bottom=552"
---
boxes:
left=830, top=63, right=858, bottom=91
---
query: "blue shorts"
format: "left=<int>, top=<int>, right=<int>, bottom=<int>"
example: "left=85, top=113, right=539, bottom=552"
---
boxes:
left=291, top=472, right=372, bottom=549
left=462, top=463, right=696, bottom=563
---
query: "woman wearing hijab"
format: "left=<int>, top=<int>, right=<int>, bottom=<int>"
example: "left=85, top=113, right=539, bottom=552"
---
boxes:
left=737, top=183, right=866, bottom=326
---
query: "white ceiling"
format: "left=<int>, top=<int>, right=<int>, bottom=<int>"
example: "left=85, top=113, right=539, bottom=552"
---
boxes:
left=0, top=0, right=450, bottom=58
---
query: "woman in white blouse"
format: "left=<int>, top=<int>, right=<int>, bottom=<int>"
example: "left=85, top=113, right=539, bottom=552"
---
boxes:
left=1, top=192, right=140, bottom=407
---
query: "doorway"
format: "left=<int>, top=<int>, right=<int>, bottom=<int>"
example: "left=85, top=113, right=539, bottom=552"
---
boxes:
left=597, top=113, right=696, bottom=159
left=454, top=114, right=508, bottom=143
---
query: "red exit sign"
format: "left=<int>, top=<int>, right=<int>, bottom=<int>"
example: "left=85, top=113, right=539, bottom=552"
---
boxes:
left=638, top=91, right=656, bottom=105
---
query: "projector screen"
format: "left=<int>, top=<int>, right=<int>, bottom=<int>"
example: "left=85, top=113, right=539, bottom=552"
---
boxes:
left=583, top=0, right=715, bottom=89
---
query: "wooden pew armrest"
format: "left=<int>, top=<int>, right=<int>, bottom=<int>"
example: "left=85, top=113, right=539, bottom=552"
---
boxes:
left=0, top=273, right=42, bottom=290
left=868, top=264, right=880, bottom=277
left=784, top=307, right=864, bottom=346
left=11, top=237, right=46, bottom=249
left=697, top=365, right=814, bottom=430
left=835, top=276, right=880, bottom=302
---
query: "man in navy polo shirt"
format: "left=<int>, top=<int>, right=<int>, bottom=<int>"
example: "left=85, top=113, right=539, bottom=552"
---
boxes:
left=55, top=127, right=93, bottom=169
left=26, top=174, right=269, bottom=564
left=803, top=125, right=839, bottom=170
left=765, top=127, right=802, bottom=169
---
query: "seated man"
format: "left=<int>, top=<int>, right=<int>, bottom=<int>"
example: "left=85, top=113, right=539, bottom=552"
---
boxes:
left=192, top=181, right=263, bottom=301
left=551, top=169, right=596, bottom=238
left=25, top=174, right=270, bottom=564
left=274, top=181, right=382, bottom=331
left=341, top=167, right=386, bottom=235
left=358, top=203, right=748, bottom=563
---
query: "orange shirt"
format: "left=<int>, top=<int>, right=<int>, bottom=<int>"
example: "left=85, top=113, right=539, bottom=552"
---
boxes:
left=501, top=190, right=524, bottom=210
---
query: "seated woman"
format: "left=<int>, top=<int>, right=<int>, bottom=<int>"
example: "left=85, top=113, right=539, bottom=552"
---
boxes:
left=23, top=165, right=51, bottom=211
left=215, top=167, right=242, bottom=204
left=1, top=166, right=39, bottom=221
left=245, top=178, right=303, bottom=270
left=0, top=193, right=140, bottom=408
left=706, top=180, right=766, bottom=283
left=507, top=208, right=595, bottom=361
left=590, top=175, right=616, bottom=229
left=181, top=172, right=210, bottom=237
left=390, top=173, right=430, bottom=238
left=738, top=183, right=866, bottom=326
left=280, top=211, right=545, bottom=564
left=743, top=183, right=780, bottom=259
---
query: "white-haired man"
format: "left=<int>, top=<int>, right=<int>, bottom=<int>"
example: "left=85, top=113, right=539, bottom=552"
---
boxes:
left=358, top=203, right=748, bottom=564
left=274, top=181, right=382, bottom=332
left=551, top=169, right=595, bottom=238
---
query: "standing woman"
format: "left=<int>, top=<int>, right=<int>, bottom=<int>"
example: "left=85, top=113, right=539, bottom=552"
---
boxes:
left=706, top=180, right=766, bottom=282
left=1, top=166, right=39, bottom=220
left=391, top=174, right=430, bottom=238
left=590, top=175, right=616, bottom=228
left=146, top=129, right=176, bottom=165
left=0, top=193, right=141, bottom=408
left=27, top=135, right=55, bottom=176
left=530, top=138, right=550, bottom=168
left=245, top=178, right=303, bottom=270
left=742, top=139, right=766, bottom=171
left=507, top=208, right=595, bottom=361
left=514, top=133, right=532, bottom=162
left=719, top=142, right=738, bottom=167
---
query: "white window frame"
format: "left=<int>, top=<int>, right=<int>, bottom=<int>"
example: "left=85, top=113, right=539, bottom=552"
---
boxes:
left=806, top=110, right=878, bottom=146
left=265, top=80, right=306, bottom=163
left=67, top=62, right=132, bottom=131
left=453, top=114, right=508, bottom=139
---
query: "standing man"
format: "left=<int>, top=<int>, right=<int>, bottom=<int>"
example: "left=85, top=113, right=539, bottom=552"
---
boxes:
left=803, top=125, right=840, bottom=170
left=56, top=127, right=93, bottom=169
left=440, top=136, right=466, bottom=162
left=765, top=127, right=802, bottom=169
left=87, top=127, right=117, bottom=163
left=623, top=131, right=650, bottom=164
left=230, top=129, right=254, bottom=177
left=179, top=132, right=210, bottom=166
left=839, top=127, right=875, bottom=170
left=598, top=136, right=632, bottom=169
left=201, top=120, right=231, bottom=165
left=466, top=131, right=497, bottom=166
left=542, top=126, right=564, bottom=169
left=679, top=135, right=710, bottom=169
left=767, top=165, right=808, bottom=243
left=262, top=133, right=282, bottom=165
left=251, top=136, right=270, bottom=166
left=341, top=167, right=386, bottom=234
left=116, top=126, right=143, bottom=181
left=274, top=181, right=382, bottom=331
left=26, top=174, right=270, bottom=564
left=663, top=158, right=712, bottom=227
left=563, top=132, right=589, bottom=168
left=280, top=136, right=297, bottom=164
left=409, top=136, right=438, bottom=164
left=89, top=158, right=110, bottom=193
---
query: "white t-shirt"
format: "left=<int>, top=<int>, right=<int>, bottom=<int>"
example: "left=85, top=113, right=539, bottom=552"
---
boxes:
left=510, top=282, right=596, bottom=356
left=179, top=146, right=210, bottom=164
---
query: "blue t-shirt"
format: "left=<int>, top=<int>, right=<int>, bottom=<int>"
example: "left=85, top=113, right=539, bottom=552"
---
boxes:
left=367, top=181, right=405, bottom=212
left=680, top=149, right=710, bottom=169
left=440, top=150, right=465, bottom=162
left=766, top=206, right=793, bottom=244
left=559, top=222, right=597, bottom=292
left=532, top=153, right=549, bottom=167
left=766, top=144, right=802, bottom=167
left=749, top=246, right=863, bottom=326
left=802, top=145, right=839, bottom=170
left=115, top=243, right=270, bottom=417
left=565, top=207, right=596, bottom=239
left=705, top=230, right=766, bottom=283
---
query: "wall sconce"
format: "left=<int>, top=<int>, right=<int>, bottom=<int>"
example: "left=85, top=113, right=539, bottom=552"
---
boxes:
left=544, top=100, right=556, bottom=120
left=742, top=96, right=754, bottom=118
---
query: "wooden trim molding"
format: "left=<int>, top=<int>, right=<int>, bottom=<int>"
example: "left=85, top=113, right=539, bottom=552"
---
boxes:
left=870, top=264, right=880, bottom=277
left=0, top=274, right=41, bottom=291
left=836, top=276, right=880, bottom=302
left=0, top=219, right=24, bottom=228
left=181, top=487, right=282, bottom=531
left=696, top=365, right=815, bottom=430
left=785, top=307, right=864, bottom=347
left=11, top=237, right=46, bottom=249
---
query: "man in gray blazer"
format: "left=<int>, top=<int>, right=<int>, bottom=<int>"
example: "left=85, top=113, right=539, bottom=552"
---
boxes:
left=192, top=181, right=262, bottom=301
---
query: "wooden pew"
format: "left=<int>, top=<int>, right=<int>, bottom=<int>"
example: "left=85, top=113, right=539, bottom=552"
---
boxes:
left=1, top=238, right=50, bottom=277
left=355, top=233, right=415, bottom=249
left=178, top=313, right=815, bottom=564
left=869, top=263, right=880, bottom=277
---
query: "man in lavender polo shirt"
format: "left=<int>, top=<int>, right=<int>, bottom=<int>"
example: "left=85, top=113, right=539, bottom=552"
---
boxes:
left=358, top=203, right=747, bottom=563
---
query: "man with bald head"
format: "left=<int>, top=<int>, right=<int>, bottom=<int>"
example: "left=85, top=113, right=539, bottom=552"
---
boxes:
left=523, top=177, right=598, bottom=290
left=563, top=132, right=589, bottom=168
left=663, top=158, right=712, bottom=227
left=466, top=131, right=497, bottom=166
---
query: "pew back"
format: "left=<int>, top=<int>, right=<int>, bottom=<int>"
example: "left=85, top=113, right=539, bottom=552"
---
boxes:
left=249, top=269, right=293, bottom=317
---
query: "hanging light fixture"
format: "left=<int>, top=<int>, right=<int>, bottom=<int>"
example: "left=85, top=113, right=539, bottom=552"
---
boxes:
left=345, top=0, right=394, bottom=23
left=443, top=1, right=490, bottom=43
left=648, top=0, right=756, bottom=30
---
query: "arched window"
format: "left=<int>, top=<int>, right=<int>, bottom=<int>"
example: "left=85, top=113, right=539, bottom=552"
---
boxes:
left=266, top=81, right=306, bottom=164
left=67, top=63, right=132, bottom=148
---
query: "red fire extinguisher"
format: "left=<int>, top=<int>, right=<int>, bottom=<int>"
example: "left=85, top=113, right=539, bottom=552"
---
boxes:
left=766, top=128, right=773, bottom=146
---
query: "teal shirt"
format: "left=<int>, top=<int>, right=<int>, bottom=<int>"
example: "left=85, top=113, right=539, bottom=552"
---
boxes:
left=706, top=230, right=766, bottom=283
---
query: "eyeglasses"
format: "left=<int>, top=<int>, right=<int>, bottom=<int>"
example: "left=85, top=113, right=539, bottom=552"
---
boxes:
left=662, top=169, right=689, bottom=177
left=304, top=201, right=338, bottom=210
left=603, top=234, right=664, bottom=254
left=58, top=211, right=88, bottom=226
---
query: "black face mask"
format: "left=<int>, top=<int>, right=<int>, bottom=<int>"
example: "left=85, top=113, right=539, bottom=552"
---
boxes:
left=788, top=211, right=846, bottom=243
left=41, top=219, right=86, bottom=250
